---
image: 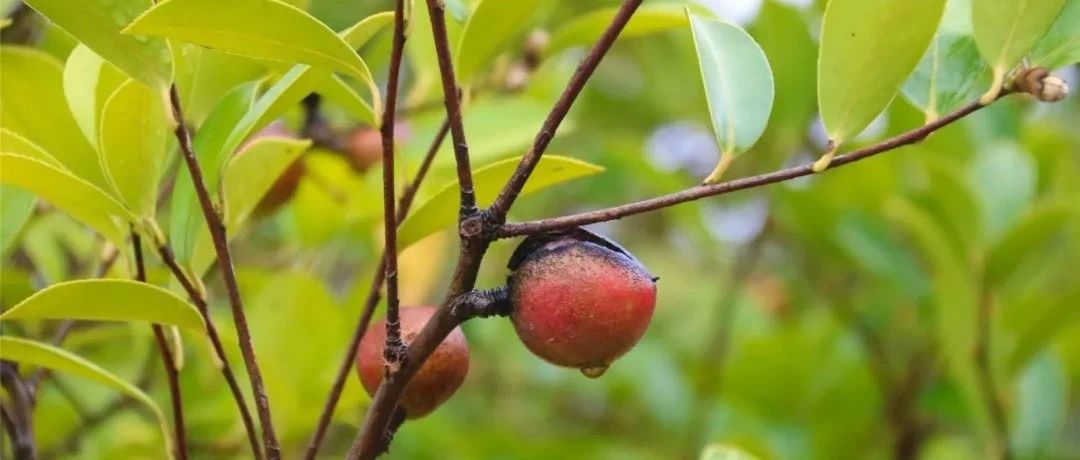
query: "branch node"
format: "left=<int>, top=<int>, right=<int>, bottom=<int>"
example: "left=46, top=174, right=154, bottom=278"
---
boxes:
left=449, top=286, right=512, bottom=319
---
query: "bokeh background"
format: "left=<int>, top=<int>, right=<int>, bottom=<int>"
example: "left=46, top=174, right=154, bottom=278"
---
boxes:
left=2, top=0, right=1079, bottom=459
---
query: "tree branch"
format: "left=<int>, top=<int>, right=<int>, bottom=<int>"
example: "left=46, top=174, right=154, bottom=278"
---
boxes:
left=166, top=85, right=280, bottom=458
left=0, top=362, right=36, bottom=460
left=302, top=118, right=451, bottom=460
left=488, top=0, right=644, bottom=221
left=132, top=231, right=187, bottom=460
left=154, top=244, right=262, bottom=460
left=425, top=0, right=477, bottom=216
left=497, top=95, right=1009, bottom=238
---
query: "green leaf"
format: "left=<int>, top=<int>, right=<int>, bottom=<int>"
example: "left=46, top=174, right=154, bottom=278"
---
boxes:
left=688, top=12, right=774, bottom=184
left=99, top=79, right=170, bottom=217
left=0, top=128, right=65, bottom=170
left=24, top=0, right=172, bottom=88
left=172, top=45, right=267, bottom=125
left=1028, top=0, right=1080, bottom=69
left=1011, top=351, right=1067, bottom=457
left=885, top=198, right=992, bottom=440
left=546, top=4, right=687, bottom=57
left=63, top=45, right=127, bottom=147
left=398, top=155, right=604, bottom=249
left=985, top=202, right=1075, bottom=287
left=454, top=0, right=541, bottom=83
left=0, top=186, right=35, bottom=256
left=0, top=47, right=110, bottom=190
left=700, top=444, right=760, bottom=460
left=969, top=142, right=1036, bottom=239
left=318, top=75, right=377, bottom=128
left=125, top=0, right=373, bottom=82
left=189, top=137, right=311, bottom=274
left=339, top=11, right=393, bottom=49
left=170, top=81, right=261, bottom=264
left=972, top=0, right=1067, bottom=100
left=1009, top=287, right=1080, bottom=372
left=818, top=0, right=945, bottom=146
left=0, top=153, right=133, bottom=246
left=902, top=33, right=991, bottom=121
left=1, top=279, right=204, bottom=333
left=0, top=337, right=175, bottom=460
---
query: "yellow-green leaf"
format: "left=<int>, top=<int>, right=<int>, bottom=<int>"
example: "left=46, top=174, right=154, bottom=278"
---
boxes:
left=1, top=279, right=205, bottom=333
left=125, top=0, right=373, bottom=81
left=688, top=12, right=774, bottom=184
left=25, top=0, right=172, bottom=87
left=700, top=444, right=760, bottom=460
left=1, top=186, right=35, bottom=256
left=189, top=137, right=311, bottom=274
left=0, top=153, right=133, bottom=246
left=1028, top=0, right=1080, bottom=69
left=972, top=0, right=1067, bottom=100
left=0, top=337, right=175, bottom=460
left=0, top=128, right=65, bottom=170
left=398, top=155, right=604, bottom=249
left=902, top=33, right=990, bottom=121
left=985, top=202, right=1076, bottom=287
left=63, top=45, right=129, bottom=148
left=0, top=46, right=109, bottom=189
left=818, top=0, right=945, bottom=146
left=318, top=75, right=377, bottom=128
left=455, top=0, right=541, bottom=83
left=547, top=4, right=687, bottom=57
left=99, top=79, right=170, bottom=217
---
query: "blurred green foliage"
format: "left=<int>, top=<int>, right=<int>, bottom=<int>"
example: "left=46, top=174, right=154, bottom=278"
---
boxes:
left=1, top=0, right=1079, bottom=459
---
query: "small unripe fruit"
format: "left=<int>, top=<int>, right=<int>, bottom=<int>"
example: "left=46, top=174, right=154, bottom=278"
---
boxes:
left=356, top=307, right=469, bottom=418
left=508, top=229, right=657, bottom=378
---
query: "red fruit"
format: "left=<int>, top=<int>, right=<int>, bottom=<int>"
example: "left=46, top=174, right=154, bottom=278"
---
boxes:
left=508, top=229, right=657, bottom=378
left=356, top=306, right=470, bottom=418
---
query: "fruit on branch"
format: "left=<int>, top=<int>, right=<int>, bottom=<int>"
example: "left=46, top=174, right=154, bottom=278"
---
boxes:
left=345, top=123, right=411, bottom=173
left=356, top=306, right=470, bottom=418
left=507, top=229, right=657, bottom=378
left=239, top=121, right=305, bottom=216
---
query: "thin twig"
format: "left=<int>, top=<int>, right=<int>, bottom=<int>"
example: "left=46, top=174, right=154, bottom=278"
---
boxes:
left=497, top=95, right=1009, bottom=238
left=379, top=0, right=409, bottom=373
left=132, top=231, right=188, bottom=460
left=166, top=85, right=280, bottom=459
left=425, top=0, right=476, bottom=216
left=489, top=0, right=645, bottom=221
left=154, top=244, right=263, bottom=460
left=302, top=114, right=450, bottom=459
left=0, top=362, right=36, bottom=459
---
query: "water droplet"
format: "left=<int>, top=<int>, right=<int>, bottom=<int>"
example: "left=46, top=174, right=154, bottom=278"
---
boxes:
left=580, top=365, right=608, bottom=379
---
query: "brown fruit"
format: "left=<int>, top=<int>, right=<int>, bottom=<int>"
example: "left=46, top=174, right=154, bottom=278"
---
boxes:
left=345, top=123, right=411, bottom=173
left=356, top=306, right=470, bottom=418
left=508, top=229, right=657, bottom=378
left=239, top=121, right=304, bottom=216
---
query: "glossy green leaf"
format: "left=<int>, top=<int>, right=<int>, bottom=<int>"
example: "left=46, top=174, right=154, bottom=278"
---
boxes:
left=547, top=4, right=687, bottom=57
left=0, top=128, right=65, bottom=170
left=818, top=0, right=945, bottom=146
left=339, top=11, right=393, bottom=48
left=454, top=0, right=541, bottom=83
left=63, top=45, right=127, bottom=147
left=1, top=279, right=205, bottom=333
left=688, top=13, right=773, bottom=184
left=902, top=34, right=991, bottom=121
left=125, top=0, right=373, bottom=82
left=1028, top=0, right=1080, bottom=69
left=700, top=445, right=759, bottom=460
left=99, top=79, right=169, bottom=217
left=0, top=337, right=174, bottom=460
left=398, top=155, right=604, bottom=249
left=0, top=186, right=35, bottom=256
left=405, top=1, right=440, bottom=107
left=985, top=202, right=1075, bottom=286
left=171, top=45, right=267, bottom=125
left=170, top=81, right=261, bottom=264
left=972, top=0, right=1067, bottom=100
left=24, top=0, right=172, bottom=87
left=0, top=153, right=132, bottom=246
left=318, top=75, right=377, bottom=128
left=189, top=137, right=311, bottom=274
left=0, top=47, right=109, bottom=189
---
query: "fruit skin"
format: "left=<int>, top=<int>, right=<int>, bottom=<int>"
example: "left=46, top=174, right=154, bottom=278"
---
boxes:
left=356, top=306, right=469, bottom=418
left=508, top=230, right=657, bottom=376
left=345, top=123, right=411, bottom=173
